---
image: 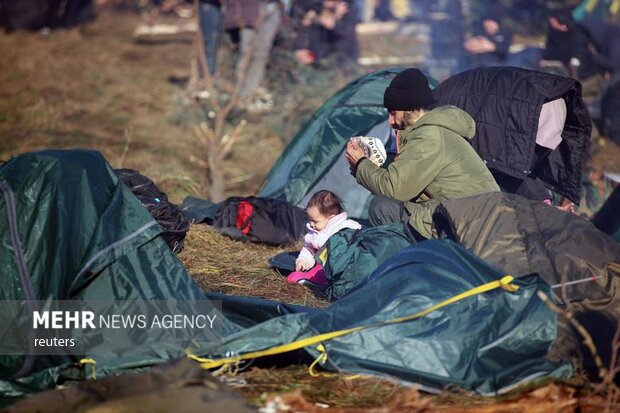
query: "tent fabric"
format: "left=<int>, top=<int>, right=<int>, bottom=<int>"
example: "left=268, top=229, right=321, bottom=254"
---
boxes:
left=0, top=150, right=243, bottom=397
left=431, top=191, right=620, bottom=375
left=432, top=192, right=620, bottom=306
left=195, top=240, right=570, bottom=395
left=318, top=222, right=412, bottom=300
left=433, top=66, right=592, bottom=204
left=257, top=68, right=406, bottom=218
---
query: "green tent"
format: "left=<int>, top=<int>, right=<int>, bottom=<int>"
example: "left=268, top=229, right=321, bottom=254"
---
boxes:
left=257, top=69, right=414, bottom=219
left=0, top=150, right=244, bottom=399
left=1, top=150, right=569, bottom=402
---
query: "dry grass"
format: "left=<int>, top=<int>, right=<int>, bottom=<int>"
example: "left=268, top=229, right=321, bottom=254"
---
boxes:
left=0, top=10, right=197, bottom=200
left=233, top=365, right=405, bottom=408
left=0, top=8, right=286, bottom=203
left=228, top=365, right=619, bottom=412
left=179, top=224, right=328, bottom=307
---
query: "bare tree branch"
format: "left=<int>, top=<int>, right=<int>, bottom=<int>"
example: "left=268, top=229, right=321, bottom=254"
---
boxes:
left=191, top=0, right=272, bottom=200
left=537, top=290, right=608, bottom=380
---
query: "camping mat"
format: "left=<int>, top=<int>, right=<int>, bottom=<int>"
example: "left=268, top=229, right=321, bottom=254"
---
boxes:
left=268, top=251, right=298, bottom=274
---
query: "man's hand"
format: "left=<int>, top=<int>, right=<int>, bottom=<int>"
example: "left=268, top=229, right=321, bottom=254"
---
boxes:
left=346, top=139, right=366, bottom=170
left=464, top=36, right=496, bottom=53
left=557, top=197, right=577, bottom=214
left=302, top=10, right=317, bottom=26
left=334, top=1, right=349, bottom=19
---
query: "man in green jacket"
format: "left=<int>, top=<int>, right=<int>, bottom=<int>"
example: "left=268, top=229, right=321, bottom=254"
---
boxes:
left=345, top=68, right=500, bottom=240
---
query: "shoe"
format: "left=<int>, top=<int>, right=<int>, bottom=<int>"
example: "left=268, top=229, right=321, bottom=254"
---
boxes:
left=286, top=264, right=329, bottom=286
left=297, top=279, right=328, bottom=294
left=243, top=87, right=274, bottom=114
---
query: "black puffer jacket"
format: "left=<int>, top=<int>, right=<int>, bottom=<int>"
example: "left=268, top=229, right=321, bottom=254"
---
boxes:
left=434, top=67, right=591, bottom=203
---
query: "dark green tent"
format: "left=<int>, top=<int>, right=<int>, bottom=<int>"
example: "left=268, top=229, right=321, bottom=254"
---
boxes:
left=257, top=69, right=409, bottom=219
left=0, top=150, right=245, bottom=399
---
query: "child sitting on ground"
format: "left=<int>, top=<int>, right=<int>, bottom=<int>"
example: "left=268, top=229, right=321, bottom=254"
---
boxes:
left=287, top=190, right=361, bottom=286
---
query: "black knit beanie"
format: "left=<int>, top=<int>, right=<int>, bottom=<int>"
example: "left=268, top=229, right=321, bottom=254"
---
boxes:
left=383, top=68, right=434, bottom=111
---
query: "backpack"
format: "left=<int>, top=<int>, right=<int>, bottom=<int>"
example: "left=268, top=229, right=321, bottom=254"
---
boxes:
left=212, top=196, right=308, bottom=246
left=115, top=169, right=189, bottom=253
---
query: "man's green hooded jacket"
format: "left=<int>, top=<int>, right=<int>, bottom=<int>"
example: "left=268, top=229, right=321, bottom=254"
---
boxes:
left=355, top=105, right=500, bottom=238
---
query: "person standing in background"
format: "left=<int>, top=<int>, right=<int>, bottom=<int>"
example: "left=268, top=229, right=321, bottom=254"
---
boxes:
left=224, top=0, right=282, bottom=99
left=198, top=0, right=222, bottom=76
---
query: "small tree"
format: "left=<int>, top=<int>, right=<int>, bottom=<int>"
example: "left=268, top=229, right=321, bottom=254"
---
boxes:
left=191, top=0, right=269, bottom=201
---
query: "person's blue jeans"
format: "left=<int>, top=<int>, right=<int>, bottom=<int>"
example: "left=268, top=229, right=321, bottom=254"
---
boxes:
left=237, top=2, right=281, bottom=98
left=198, top=2, right=221, bottom=75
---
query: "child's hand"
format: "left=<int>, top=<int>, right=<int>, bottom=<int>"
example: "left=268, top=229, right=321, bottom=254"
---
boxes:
left=295, top=260, right=311, bottom=271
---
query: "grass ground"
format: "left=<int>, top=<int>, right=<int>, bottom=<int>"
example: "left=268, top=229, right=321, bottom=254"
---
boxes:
left=1, top=4, right=619, bottom=412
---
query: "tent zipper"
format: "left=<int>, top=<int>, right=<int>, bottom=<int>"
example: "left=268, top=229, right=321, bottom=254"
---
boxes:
left=0, top=180, right=37, bottom=378
left=73, top=220, right=158, bottom=284
left=0, top=181, right=36, bottom=301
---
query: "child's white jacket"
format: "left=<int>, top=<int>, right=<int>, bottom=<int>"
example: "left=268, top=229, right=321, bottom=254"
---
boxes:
left=296, top=212, right=362, bottom=268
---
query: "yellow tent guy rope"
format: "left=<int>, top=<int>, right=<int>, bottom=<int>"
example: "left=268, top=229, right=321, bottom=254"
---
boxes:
left=79, top=358, right=97, bottom=380
left=308, top=344, right=329, bottom=377
left=308, top=344, right=364, bottom=379
left=188, top=276, right=519, bottom=372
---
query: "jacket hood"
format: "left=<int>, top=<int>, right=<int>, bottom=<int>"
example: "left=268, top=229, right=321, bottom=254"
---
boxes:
left=410, top=105, right=476, bottom=140
left=305, top=212, right=361, bottom=233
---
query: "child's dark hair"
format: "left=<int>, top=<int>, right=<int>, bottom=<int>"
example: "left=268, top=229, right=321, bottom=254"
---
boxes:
left=307, top=190, right=344, bottom=217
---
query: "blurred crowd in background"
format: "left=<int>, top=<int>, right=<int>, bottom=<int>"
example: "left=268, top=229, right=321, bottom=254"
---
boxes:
left=1, top=0, right=619, bottom=158
left=1, top=0, right=619, bottom=150
left=2, top=1, right=618, bottom=79
left=2, top=1, right=618, bottom=85
left=1, top=0, right=618, bottom=135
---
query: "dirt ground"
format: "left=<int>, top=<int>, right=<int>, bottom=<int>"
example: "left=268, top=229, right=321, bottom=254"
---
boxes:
left=1, top=4, right=619, bottom=412
left=0, top=6, right=292, bottom=202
